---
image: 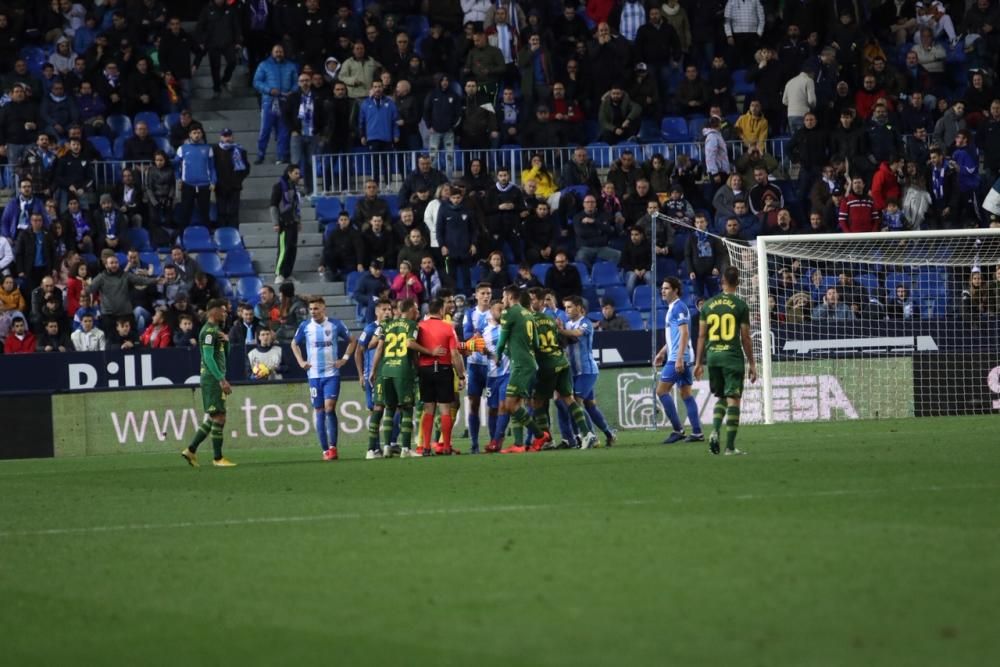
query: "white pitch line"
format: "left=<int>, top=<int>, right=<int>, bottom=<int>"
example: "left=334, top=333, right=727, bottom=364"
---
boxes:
left=3, top=484, right=999, bottom=539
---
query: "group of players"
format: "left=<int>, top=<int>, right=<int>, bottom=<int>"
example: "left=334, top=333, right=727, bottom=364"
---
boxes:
left=356, top=284, right=617, bottom=459
left=179, top=267, right=756, bottom=466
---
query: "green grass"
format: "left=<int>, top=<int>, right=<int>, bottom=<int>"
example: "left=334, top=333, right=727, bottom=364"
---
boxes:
left=2, top=417, right=999, bottom=666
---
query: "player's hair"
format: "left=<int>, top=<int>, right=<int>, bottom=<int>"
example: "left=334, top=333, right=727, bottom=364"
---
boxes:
left=543, top=288, right=557, bottom=301
left=399, top=298, right=417, bottom=313
left=307, top=296, right=326, bottom=305
left=206, top=298, right=228, bottom=311
left=503, top=285, right=521, bottom=298
left=376, top=298, right=393, bottom=308
left=664, top=276, right=682, bottom=292
left=476, top=282, right=492, bottom=292
left=563, top=295, right=584, bottom=308
left=237, top=301, right=252, bottom=311
left=437, top=288, right=453, bottom=299
left=428, top=297, right=445, bottom=314
left=722, top=266, right=740, bottom=287
left=490, top=299, right=503, bottom=307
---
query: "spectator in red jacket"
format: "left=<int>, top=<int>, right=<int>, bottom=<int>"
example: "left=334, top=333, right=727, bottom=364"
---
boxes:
left=870, top=156, right=904, bottom=211
left=391, top=259, right=424, bottom=301
left=838, top=177, right=881, bottom=233
left=139, top=307, right=173, bottom=348
left=3, top=316, right=36, bottom=354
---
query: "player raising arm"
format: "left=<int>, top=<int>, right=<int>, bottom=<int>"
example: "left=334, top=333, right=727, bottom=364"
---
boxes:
left=291, top=297, right=356, bottom=461
left=693, top=267, right=757, bottom=455
left=181, top=299, right=237, bottom=467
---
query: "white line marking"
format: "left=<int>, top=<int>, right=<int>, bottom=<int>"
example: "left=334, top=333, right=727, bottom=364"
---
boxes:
left=2, top=484, right=998, bottom=539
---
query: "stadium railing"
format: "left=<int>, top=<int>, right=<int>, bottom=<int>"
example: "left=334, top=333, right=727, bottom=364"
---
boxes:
left=311, top=139, right=790, bottom=197
left=2, top=161, right=153, bottom=194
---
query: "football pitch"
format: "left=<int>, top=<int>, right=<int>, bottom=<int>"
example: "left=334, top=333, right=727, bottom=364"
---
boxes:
left=2, top=416, right=998, bottom=666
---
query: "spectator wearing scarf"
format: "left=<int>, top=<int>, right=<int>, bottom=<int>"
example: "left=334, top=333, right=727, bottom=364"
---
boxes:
left=212, top=128, right=251, bottom=228
left=285, top=73, right=322, bottom=195
left=270, top=165, right=302, bottom=283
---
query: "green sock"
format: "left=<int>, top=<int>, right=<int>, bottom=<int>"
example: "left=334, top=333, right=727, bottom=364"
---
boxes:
left=568, top=401, right=590, bottom=435
left=210, top=423, right=224, bottom=460
left=725, top=406, right=740, bottom=450
left=368, top=408, right=384, bottom=449
left=512, top=424, right=524, bottom=445
left=400, top=407, right=413, bottom=448
left=712, top=402, right=725, bottom=435
left=511, top=406, right=538, bottom=438
left=534, top=401, right=551, bottom=433
left=188, top=418, right=212, bottom=453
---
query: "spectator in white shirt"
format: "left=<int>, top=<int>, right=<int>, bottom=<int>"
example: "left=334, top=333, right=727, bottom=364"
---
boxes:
left=70, top=311, right=106, bottom=351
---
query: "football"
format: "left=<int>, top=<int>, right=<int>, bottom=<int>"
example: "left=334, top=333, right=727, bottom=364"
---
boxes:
left=252, top=363, right=270, bottom=380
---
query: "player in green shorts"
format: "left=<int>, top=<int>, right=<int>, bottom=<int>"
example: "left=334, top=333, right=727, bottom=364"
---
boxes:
left=487, top=285, right=549, bottom=453
left=527, top=288, right=597, bottom=450
left=693, top=267, right=757, bottom=456
left=369, top=298, right=444, bottom=459
left=181, top=298, right=237, bottom=467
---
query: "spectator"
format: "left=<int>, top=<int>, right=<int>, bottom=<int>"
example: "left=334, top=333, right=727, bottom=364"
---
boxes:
left=53, top=137, right=95, bottom=212
left=574, top=194, right=620, bottom=266
left=950, top=130, right=981, bottom=227
left=685, top=213, right=724, bottom=299
left=351, top=180, right=392, bottom=230
left=436, top=186, right=477, bottom=293
left=94, top=194, right=125, bottom=254
left=620, top=226, right=651, bottom=295
left=463, top=30, right=505, bottom=95
left=724, top=0, right=765, bottom=67
left=933, top=99, right=967, bottom=150
left=676, top=63, right=710, bottom=116
left=871, top=156, right=905, bottom=211
left=212, top=128, right=251, bottom=228
left=559, top=145, right=602, bottom=196
left=399, top=154, right=449, bottom=210
left=735, top=99, right=769, bottom=150
left=188, top=272, right=224, bottom=319
left=482, top=166, right=524, bottom=258
left=122, top=121, right=157, bottom=164
left=39, top=80, right=78, bottom=144
left=549, top=81, right=585, bottom=144
left=107, top=316, right=140, bottom=350
left=362, top=215, right=396, bottom=267
left=270, top=164, right=302, bottom=284
left=595, top=298, right=631, bottom=331
left=521, top=201, right=559, bottom=265
left=14, top=214, right=52, bottom=293
left=0, top=84, right=38, bottom=168
left=391, top=260, right=424, bottom=301
left=4, top=316, right=36, bottom=354
left=169, top=110, right=198, bottom=150
left=358, top=79, right=400, bottom=159
left=881, top=199, right=910, bottom=232
left=545, top=251, right=582, bottom=303
left=228, top=302, right=259, bottom=350
left=124, top=57, right=162, bottom=117
left=340, top=40, right=382, bottom=100
left=703, top=116, right=730, bottom=184
left=145, top=150, right=176, bottom=245
left=110, top=168, right=145, bottom=230
left=418, top=255, right=445, bottom=303
left=252, top=44, right=297, bottom=164
left=1, top=179, right=48, bottom=241
left=813, top=286, right=855, bottom=321
left=175, top=124, right=216, bottom=229
left=783, top=67, right=817, bottom=134
left=36, top=318, right=74, bottom=352
left=396, top=225, right=431, bottom=273
left=663, top=185, right=695, bottom=227
left=248, top=327, right=284, bottom=380
left=158, top=18, right=198, bottom=107
left=480, top=251, right=509, bottom=299
left=139, top=306, right=172, bottom=348
left=320, top=212, right=364, bottom=282
left=839, top=177, right=881, bottom=233
left=520, top=104, right=564, bottom=149
left=458, top=79, right=499, bottom=149
left=70, top=311, right=106, bottom=351
left=87, top=253, right=157, bottom=333
left=173, top=313, right=197, bottom=348
left=888, top=284, right=919, bottom=320
left=196, top=0, right=242, bottom=99
left=353, top=259, right=391, bottom=324
left=747, top=166, right=784, bottom=215
left=597, top=84, right=640, bottom=145
left=285, top=72, right=321, bottom=194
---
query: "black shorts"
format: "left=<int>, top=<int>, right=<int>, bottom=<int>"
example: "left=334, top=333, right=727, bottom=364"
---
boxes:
left=418, top=365, right=455, bottom=404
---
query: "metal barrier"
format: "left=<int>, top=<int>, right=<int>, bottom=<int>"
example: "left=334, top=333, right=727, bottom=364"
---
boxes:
left=311, top=139, right=790, bottom=197
left=1, top=160, right=153, bottom=195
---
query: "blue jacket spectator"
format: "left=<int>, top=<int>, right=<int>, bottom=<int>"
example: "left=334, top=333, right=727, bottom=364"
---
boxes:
left=253, top=44, right=297, bottom=163
left=423, top=75, right=462, bottom=133
left=252, top=48, right=298, bottom=99
left=358, top=82, right=400, bottom=145
left=353, top=261, right=391, bottom=323
left=1, top=182, right=47, bottom=240
left=175, top=139, right=216, bottom=188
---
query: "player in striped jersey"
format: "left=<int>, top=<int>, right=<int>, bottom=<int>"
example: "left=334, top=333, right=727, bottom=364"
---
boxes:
left=653, top=277, right=704, bottom=444
left=482, top=300, right=510, bottom=446
left=291, top=297, right=356, bottom=460
left=562, top=295, right=616, bottom=447
left=462, top=283, right=493, bottom=454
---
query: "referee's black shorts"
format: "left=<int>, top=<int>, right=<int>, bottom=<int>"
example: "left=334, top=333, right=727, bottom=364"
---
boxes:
left=418, top=364, right=455, bottom=404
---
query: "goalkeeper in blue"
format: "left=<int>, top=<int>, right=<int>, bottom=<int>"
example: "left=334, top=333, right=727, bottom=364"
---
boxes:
left=561, top=295, right=616, bottom=447
left=653, top=277, right=704, bottom=444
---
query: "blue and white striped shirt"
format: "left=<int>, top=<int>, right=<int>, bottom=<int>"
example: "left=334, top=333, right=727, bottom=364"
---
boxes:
left=293, top=317, right=351, bottom=379
left=356, top=321, right=380, bottom=379
left=484, top=320, right=510, bottom=378
left=619, top=0, right=645, bottom=41
left=665, top=300, right=694, bottom=363
left=565, top=316, right=599, bottom=376
left=463, top=306, right=492, bottom=366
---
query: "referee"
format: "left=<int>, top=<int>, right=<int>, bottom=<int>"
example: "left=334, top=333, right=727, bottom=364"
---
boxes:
left=416, top=297, right=465, bottom=455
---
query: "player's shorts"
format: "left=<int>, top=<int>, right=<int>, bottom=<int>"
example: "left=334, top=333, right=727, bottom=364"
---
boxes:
left=486, top=374, right=510, bottom=410
left=533, top=363, right=574, bottom=401
left=308, top=376, right=341, bottom=408
left=659, top=362, right=694, bottom=387
left=418, top=365, right=455, bottom=404
left=467, top=363, right=489, bottom=397
left=506, top=362, right=537, bottom=399
left=364, top=377, right=375, bottom=410
left=572, top=372, right=599, bottom=401
left=381, top=374, right=416, bottom=408
left=708, top=365, right=744, bottom=399
left=201, top=375, right=226, bottom=415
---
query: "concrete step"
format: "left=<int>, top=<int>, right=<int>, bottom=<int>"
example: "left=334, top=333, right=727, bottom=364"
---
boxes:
left=255, top=246, right=324, bottom=272
left=244, top=232, right=322, bottom=248
left=191, top=96, right=260, bottom=112
left=215, top=109, right=263, bottom=126
left=241, top=205, right=318, bottom=221
left=190, top=78, right=254, bottom=94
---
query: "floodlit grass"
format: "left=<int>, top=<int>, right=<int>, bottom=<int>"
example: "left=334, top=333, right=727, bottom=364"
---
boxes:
left=2, top=417, right=999, bottom=666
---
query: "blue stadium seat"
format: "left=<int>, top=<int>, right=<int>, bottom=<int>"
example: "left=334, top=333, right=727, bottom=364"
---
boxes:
left=139, top=251, right=162, bottom=276
left=531, top=262, right=551, bottom=284
left=164, top=112, right=181, bottom=132
left=236, top=277, right=264, bottom=305
left=195, top=252, right=224, bottom=277
left=346, top=270, right=364, bottom=294
left=106, top=114, right=132, bottom=139
left=112, top=136, right=127, bottom=159
left=574, top=262, right=593, bottom=287
left=632, top=284, right=654, bottom=311
left=587, top=310, right=603, bottom=321
left=126, top=227, right=152, bottom=251
left=88, top=136, right=112, bottom=160
left=623, top=310, right=645, bottom=330
left=315, top=197, right=341, bottom=223
left=586, top=143, right=611, bottom=168
left=154, top=136, right=174, bottom=157
left=222, top=249, right=255, bottom=277
left=581, top=286, right=599, bottom=311
left=732, top=69, right=754, bottom=96
left=181, top=226, right=215, bottom=252
left=688, top=117, right=708, bottom=139
left=660, top=116, right=690, bottom=142
left=134, top=111, right=166, bottom=137
left=591, top=261, right=621, bottom=287
left=601, top=286, right=630, bottom=310
left=343, top=195, right=362, bottom=219
left=213, top=227, right=243, bottom=252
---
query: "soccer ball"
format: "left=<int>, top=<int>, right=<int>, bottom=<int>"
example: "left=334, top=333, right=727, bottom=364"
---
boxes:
left=252, top=363, right=270, bottom=380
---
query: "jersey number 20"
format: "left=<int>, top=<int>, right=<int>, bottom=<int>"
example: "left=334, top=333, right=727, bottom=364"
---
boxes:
left=706, top=313, right=736, bottom=342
